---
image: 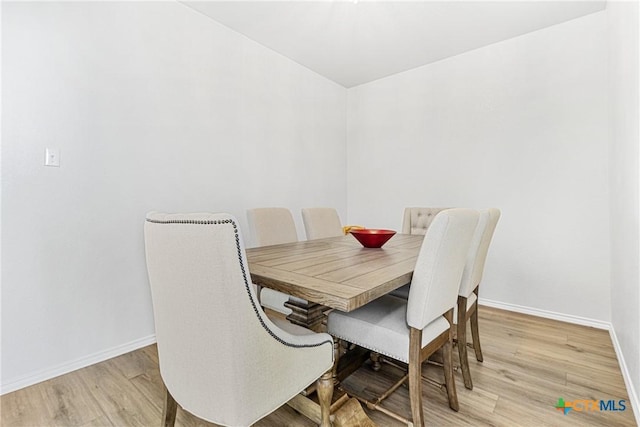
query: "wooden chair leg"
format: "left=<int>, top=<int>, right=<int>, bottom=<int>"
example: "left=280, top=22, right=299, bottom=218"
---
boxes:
left=317, top=370, right=334, bottom=427
left=370, top=351, right=382, bottom=371
left=469, top=300, right=483, bottom=362
left=442, top=335, right=459, bottom=412
left=409, top=328, right=424, bottom=427
left=457, top=296, right=473, bottom=390
left=332, top=340, right=342, bottom=384
left=162, top=387, right=178, bottom=427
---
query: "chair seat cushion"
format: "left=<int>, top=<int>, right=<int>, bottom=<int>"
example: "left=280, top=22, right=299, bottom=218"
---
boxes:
left=327, top=295, right=449, bottom=363
left=260, top=287, right=306, bottom=315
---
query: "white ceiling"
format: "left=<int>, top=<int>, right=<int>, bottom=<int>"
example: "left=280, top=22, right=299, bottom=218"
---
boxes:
left=181, top=1, right=606, bottom=88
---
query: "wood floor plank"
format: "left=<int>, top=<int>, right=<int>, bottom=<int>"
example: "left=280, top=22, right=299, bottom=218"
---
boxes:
left=514, top=344, right=621, bottom=378
left=479, top=349, right=568, bottom=387
left=566, top=371, right=630, bottom=398
left=109, top=347, right=159, bottom=380
left=128, top=369, right=164, bottom=414
left=78, top=415, right=113, bottom=426
left=37, top=374, right=106, bottom=426
left=76, top=360, right=159, bottom=426
left=1, top=383, right=56, bottom=427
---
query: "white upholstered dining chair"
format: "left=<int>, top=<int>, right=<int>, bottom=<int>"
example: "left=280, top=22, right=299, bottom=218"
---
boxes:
left=301, top=207, right=344, bottom=240
left=144, top=212, right=334, bottom=427
left=247, top=207, right=298, bottom=247
left=392, top=208, right=501, bottom=390
left=390, top=207, right=451, bottom=300
left=402, top=207, right=451, bottom=235
left=247, top=207, right=306, bottom=315
left=327, top=209, right=479, bottom=426
left=456, top=208, right=500, bottom=390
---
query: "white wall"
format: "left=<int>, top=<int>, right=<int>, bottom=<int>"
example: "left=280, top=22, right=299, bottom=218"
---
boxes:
left=347, top=12, right=611, bottom=322
left=1, top=1, right=346, bottom=392
left=607, top=0, right=640, bottom=418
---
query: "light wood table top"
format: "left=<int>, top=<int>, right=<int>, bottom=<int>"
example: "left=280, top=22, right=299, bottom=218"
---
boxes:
left=246, top=233, right=424, bottom=312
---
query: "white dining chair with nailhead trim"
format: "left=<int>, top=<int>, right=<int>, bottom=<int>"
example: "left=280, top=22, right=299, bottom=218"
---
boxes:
left=144, top=212, right=334, bottom=427
left=392, top=208, right=501, bottom=391
left=327, top=209, right=479, bottom=426
left=455, top=208, right=501, bottom=390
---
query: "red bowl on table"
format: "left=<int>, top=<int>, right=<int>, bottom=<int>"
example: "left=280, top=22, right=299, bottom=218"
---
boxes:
left=350, top=228, right=396, bottom=248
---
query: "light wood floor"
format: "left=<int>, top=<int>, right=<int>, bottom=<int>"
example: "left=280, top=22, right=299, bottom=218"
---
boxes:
left=1, top=306, right=636, bottom=426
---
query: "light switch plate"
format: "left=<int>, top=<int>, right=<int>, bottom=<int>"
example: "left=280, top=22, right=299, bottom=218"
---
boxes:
left=45, top=148, right=60, bottom=167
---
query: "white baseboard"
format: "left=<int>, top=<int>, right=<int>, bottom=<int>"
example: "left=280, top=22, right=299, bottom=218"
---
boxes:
left=609, top=327, right=640, bottom=425
left=478, top=297, right=611, bottom=330
left=1, top=334, right=156, bottom=395
left=479, top=298, right=639, bottom=425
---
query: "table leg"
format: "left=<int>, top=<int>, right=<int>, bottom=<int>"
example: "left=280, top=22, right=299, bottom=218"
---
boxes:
left=284, top=298, right=326, bottom=331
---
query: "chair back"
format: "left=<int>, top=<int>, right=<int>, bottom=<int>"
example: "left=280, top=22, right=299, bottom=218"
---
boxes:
left=144, top=212, right=333, bottom=426
left=407, top=209, right=479, bottom=330
left=458, top=208, right=501, bottom=298
left=301, top=207, right=343, bottom=239
left=402, top=207, right=450, bottom=235
left=247, top=207, right=298, bottom=246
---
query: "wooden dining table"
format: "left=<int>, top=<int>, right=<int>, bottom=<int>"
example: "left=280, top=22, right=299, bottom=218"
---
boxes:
left=246, top=232, right=425, bottom=330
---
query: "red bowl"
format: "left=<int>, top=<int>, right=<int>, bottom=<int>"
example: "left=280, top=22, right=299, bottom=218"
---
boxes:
left=350, top=229, right=396, bottom=248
